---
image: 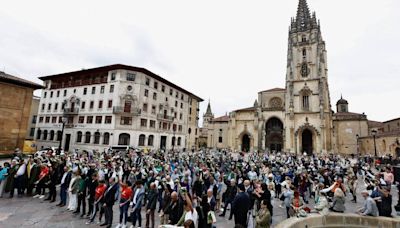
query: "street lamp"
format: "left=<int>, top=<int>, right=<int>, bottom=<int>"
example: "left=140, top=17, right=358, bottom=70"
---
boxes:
left=58, top=116, right=67, bottom=155
left=372, top=129, right=378, bottom=157
left=356, top=134, right=359, bottom=156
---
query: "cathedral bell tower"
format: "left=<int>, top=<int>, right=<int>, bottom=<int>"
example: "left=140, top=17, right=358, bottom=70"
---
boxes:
left=285, top=0, right=333, bottom=154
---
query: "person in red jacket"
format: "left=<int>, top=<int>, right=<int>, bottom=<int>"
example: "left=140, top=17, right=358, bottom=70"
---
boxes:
left=117, top=181, right=133, bottom=228
left=86, top=180, right=107, bottom=225
left=33, top=163, right=50, bottom=199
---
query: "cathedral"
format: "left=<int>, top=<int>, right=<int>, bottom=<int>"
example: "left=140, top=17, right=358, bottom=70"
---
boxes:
left=200, top=0, right=373, bottom=155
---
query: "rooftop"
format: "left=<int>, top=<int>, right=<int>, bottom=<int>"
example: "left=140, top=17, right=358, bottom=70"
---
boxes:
left=39, top=64, right=203, bottom=102
left=0, top=71, right=43, bottom=89
left=234, top=106, right=256, bottom=112
left=260, top=87, right=285, bottom=93
left=212, top=115, right=230, bottom=122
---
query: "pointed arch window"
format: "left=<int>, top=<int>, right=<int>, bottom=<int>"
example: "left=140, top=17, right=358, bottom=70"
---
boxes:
left=302, top=95, right=310, bottom=111
left=302, top=49, right=307, bottom=58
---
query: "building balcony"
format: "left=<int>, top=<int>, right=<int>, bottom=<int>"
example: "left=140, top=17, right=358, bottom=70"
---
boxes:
left=157, top=114, right=174, bottom=122
left=113, top=106, right=141, bottom=116
left=63, top=108, right=79, bottom=115
left=65, top=124, right=75, bottom=128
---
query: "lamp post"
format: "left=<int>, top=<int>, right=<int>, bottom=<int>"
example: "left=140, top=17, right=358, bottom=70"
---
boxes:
left=356, top=134, right=360, bottom=156
left=372, top=129, right=377, bottom=157
left=58, top=116, right=67, bottom=155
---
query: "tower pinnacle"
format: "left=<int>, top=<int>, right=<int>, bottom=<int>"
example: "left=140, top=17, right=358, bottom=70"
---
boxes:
left=291, top=0, right=318, bottom=33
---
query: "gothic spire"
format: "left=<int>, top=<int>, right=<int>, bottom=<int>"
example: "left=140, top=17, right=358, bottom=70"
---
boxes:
left=291, top=0, right=318, bottom=33
left=205, top=100, right=213, bottom=116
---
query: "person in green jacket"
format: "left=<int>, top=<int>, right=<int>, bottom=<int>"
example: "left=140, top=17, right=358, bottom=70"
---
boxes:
left=74, top=172, right=86, bottom=217
left=256, top=200, right=271, bottom=228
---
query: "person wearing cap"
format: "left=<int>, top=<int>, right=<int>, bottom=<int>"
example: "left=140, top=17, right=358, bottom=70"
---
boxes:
left=33, top=162, right=49, bottom=199
left=357, top=190, right=378, bottom=217
left=232, top=183, right=251, bottom=227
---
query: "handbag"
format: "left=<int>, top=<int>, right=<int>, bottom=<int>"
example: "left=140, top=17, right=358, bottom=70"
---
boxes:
left=207, top=211, right=216, bottom=224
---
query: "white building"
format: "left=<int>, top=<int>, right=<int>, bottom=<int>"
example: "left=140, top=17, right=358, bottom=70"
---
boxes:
left=35, top=64, right=203, bottom=152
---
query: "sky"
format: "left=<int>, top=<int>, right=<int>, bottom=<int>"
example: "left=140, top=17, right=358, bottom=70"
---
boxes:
left=0, top=0, right=399, bottom=122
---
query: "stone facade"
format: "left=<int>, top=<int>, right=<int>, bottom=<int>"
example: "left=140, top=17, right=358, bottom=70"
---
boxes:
left=201, top=0, right=384, bottom=155
left=0, top=72, right=42, bottom=153
left=26, top=96, right=40, bottom=140
left=35, top=64, right=202, bottom=152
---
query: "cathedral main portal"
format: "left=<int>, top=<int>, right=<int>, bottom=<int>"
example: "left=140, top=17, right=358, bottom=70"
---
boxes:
left=265, top=117, right=284, bottom=152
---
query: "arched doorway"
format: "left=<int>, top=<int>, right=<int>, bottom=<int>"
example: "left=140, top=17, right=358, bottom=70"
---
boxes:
left=396, top=147, right=400, bottom=158
left=266, top=117, right=284, bottom=152
left=118, top=133, right=130, bottom=145
left=302, top=129, right=313, bottom=155
left=242, top=134, right=250, bottom=152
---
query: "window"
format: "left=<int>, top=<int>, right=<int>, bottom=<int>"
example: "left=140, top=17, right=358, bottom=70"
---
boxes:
left=178, top=125, right=182, bottom=132
left=140, top=118, right=147, bottom=127
left=94, top=132, right=100, bottom=144
left=98, top=100, right=103, bottom=109
left=144, top=89, right=149, bottom=97
left=48, top=103, right=52, bottom=111
left=44, top=92, right=47, bottom=98
left=111, top=72, right=116, bottom=80
left=145, top=78, right=150, bottom=86
left=41, top=104, right=45, bottom=111
left=219, top=136, right=223, bottom=143
left=58, top=116, right=63, bottom=123
left=120, top=117, right=132, bottom=125
left=63, top=90, right=67, bottom=97
left=105, top=116, right=112, bottom=124
left=51, top=117, right=57, bottom=123
left=103, top=132, right=110, bottom=145
left=118, top=133, right=130, bottom=145
left=181, top=94, right=184, bottom=100
left=175, top=91, right=178, bottom=98
left=83, top=88, right=87, bottom=95
left=179, top=113, right=183, bottom=120
left=81, top=101, right=86, bottom=109
left=89, top=101, right=94, bottom=109
left=91, top=87, right=96, bottom=94
left=29, top=128, right=35, bottom=137
left=302, top=49, right=306, bottom=58
left=150, top=120, right=156, bottom=128
left=36, top=129, right=41, bottom=139
left=139, top=134, right=146, bottom=146
left=189, top=108, right=192, bottom=115
left=45, top=116, right=50, bottom=123
left=148, top=135, right=154, bottom=146
left=153, top=92, right=157, bottom=100
left=180, top=103, right=183, bottom=109
left=177, top=137, right=181, bottom=146
left=302, top=95, right=310, bottom=110
left=175, top=101, right=178, bottom=107
left=110, top=85, right=114, bottom=93
left=169, top=89, right=173, bottom=96
left=54, top=103, right=58, bottom=111
left=172, top=137, right=176, bottom=146
left=50, top=91, right=53, bottom=98
left=108, top=100, right=113, bottom=108
left=161, top=85, right=165, bottom=92
left=87, top=116, right=93, bottom=124
left=151, top=105, right=156, bottom=114
left=61, top=103, right=65, bottom=110
left=127, top=73, right=135, bottom=81
left=85, top=132, right=91, bottom=143
left=32, top=115, right=37, bottom=124
left=100, top=86, right=105, bottom=94
left=154, top=82, right=158, bottom=89
left=43, top=130, right=48, bottom=140
left=95, top=116, right=102, bottom=124
left=78, top=116, right=85, bottom=123
left=76, top=131, right=82, bottom=143
left=56, top=130, right=62, bottom=141
left=143, top=103, right=148, bottom=112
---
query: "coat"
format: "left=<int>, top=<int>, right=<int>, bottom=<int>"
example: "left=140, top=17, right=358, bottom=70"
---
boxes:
left=332, top=196, right=345, bottom=212
left=104, top=183, right=118, bottom=206
left=28, top=165, right=40, bottom=185
left=256, top=208, right=271, bottom=228
left=5, top=165, right=18, bottom=192
left=146, top=189, right=158, bottom=210
left=232, top=192, right=251, bottom=227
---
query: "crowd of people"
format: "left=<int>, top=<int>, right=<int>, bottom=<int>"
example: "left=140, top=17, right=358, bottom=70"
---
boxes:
left=0, top=148, right=398, bottom=228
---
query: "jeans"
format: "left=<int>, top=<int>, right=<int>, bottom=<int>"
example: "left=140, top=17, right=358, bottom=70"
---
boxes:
left=119, top=202, right=129, bottom=225
left=60, top=186, right=67, bottom=205
left=88, top=197, right=94, bottom=215
left=131, top=206, right=142, bottom=227
left=90, top=202, right=104, bottom=222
